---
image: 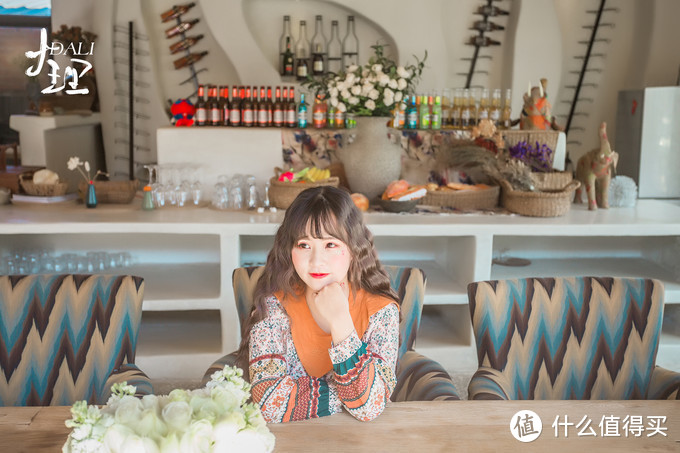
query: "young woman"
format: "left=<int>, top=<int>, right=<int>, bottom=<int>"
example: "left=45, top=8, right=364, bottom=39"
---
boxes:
left=236, top=186, right=400, bottom=423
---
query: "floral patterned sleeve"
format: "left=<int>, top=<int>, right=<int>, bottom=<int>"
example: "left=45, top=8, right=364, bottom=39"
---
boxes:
left=327, top=303, right=399, bottom=421
left=249, top=298, right=334, bottom=423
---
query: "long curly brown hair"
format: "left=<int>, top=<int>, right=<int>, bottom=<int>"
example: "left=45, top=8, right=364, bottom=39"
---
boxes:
left=235, top=186, right=397, bottom=375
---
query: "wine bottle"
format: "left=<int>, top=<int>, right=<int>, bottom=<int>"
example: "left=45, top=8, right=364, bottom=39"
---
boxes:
left=295, top=20, right=310, bottom=81
left=229, top=87, right=241, bottom=127
left=169, top=34, right=204, bottom=54
left=311, top=15, right=327, bottom=75
left=475, top=5, right=510, bottom=16
left=341, top=16, right=359, bottom=69
left=160, top=2, right=196, bottom=23
left=282, top=37, right=295, bottom=76
left=467, top=36, right=501, bottom=47
left=470, top=20, right=505, bottom=32
left=195, top=84, right=207, bottom=127
left=278, top=15, right=294, bottom=75
left=173, top=50, right=208, bottom=70
left=326, top=20, right=342, bottom=74
left=165, top=19, right=199, bottom=39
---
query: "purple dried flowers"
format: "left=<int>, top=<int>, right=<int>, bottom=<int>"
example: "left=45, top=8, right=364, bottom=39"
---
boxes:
left=508, top=141, right=554, bottom=172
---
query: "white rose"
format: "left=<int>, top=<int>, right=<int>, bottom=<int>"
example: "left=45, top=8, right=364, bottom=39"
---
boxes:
left=67, top=157, right=81, bottom=171
left=350, top=85, right=361, bottom=96
left=161, top=401, right=192, bottom=432
left=347, top=64, right=359, bottom=72
left=365, top=99, right=376, bottom=110
left=361, top=68, right=369, bottom=78
left=212, top=411, right=246, bottom=450
left=361, top=84, right=373, bottom=97
left=384, top=88, right=394, bottom=99
left=397, top=78, right=407, bottom=90
left=340, top=89, right=351, bottom=99
left=337, top=102, right=347, bottom=112
left=158, top=433, right=182, bottom=453
left=377, top=74, right=390, bottom=87
left=388, top=79, right=398, bottom=89
left=119, top=434, right=150, bottom=453
left=348, top=96, right=359, bottom=105
left=368, top=89, right=380, bottom=100
left=345, top=73, right=356, bottom=86
left=114, top=396, right=143, bottom=426
left=384, top=96, right=394, bottom=107
left=330, top=97, right=338, bottom=107
left=329, top=87, right=339, bottom=97
left=135, top=409, right=168, bottom=440
left=232, top=429, right=276, bottom=453
left=397, top=66, right=410, bottom=78
left=103, top=423, right=136, bottom=453
left=179, top=420, right=213, bottom=453
left=84, top=161, right=90, bottom=172
left=167, top=389, right=190, bottom=403
left=372, top=64, right=383, bottom=73
left=395, top=91, right=403, bottom=102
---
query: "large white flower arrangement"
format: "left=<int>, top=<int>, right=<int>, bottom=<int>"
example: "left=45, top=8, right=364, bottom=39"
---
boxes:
left=304, top=44, right=427, bottom=117
left=62, top=366, right=275, bottom=453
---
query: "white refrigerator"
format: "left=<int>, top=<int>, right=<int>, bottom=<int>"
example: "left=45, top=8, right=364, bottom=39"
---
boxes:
left=615, top=86, right=680, bottom=199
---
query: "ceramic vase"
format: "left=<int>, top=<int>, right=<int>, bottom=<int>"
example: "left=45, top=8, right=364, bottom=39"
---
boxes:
left=86, top=182, right=97, bottom=208
left=336, top=116, right=401, bottom=199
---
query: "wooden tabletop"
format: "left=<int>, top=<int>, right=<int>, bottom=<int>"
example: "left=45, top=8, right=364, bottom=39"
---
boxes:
left=1, top=400, right=678, bottom=452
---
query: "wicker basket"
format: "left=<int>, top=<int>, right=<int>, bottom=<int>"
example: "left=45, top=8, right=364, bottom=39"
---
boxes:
left=531, top=171, right=573, bottom=191
left=500, top=179, right=580, bottom=217
left=78, top=180, right=139, bottom=204
left=19, top=175, right=68, bottom=197
left=422, top=185, right=500, bottom=211
left=269, top=176, right=340, bottom=209
left=502, top=129, right=560, bottom=152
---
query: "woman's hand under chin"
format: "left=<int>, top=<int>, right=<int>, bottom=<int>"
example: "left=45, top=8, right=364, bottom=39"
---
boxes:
left=307, top=281, right=355, bottom=344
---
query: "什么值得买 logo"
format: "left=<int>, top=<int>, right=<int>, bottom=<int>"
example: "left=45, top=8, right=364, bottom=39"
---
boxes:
left=25, top=28, right=94, bottom=95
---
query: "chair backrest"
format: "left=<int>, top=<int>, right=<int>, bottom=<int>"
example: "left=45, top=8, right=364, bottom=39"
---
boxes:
left=0, top=274, right=144, bottom=406
left=468, top=277, right=664, bottom=399
left=232, top=265, right=426, bottom=360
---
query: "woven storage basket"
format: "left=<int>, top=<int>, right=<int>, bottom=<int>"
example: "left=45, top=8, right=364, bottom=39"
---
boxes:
left=78, top=180, right=139, bottom=204
left=500, top=179, right=580, bottom=217
left=531, top=171, right=573, bottom=191
left=422, top=185, right=500, bottom=211
left=19, top=175, right=68, bottom=197
left=502, top=129, right=560, bottom=151
left=269, top=176, right=340, bottom=209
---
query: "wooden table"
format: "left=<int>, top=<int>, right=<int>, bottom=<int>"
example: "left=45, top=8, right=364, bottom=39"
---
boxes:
left=1, top=401, right=678, bottom=452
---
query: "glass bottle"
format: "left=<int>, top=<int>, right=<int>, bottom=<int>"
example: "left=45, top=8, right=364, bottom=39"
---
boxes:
left=452, top=88, right=462, bottom=129
left=295, top=20, right=310, bottom=81
left=241, top=87, right=254, bottom=127
left=441, top=88, right=452, bottom=128
left=282, top=37, right=295, bottom=77
left=312, top=94, right=327, bottom=129
left=257, top=86, right=268, bottom=127
left=229, top=86, right=241, bottom=126
left=341, top=15, right=359, bottom=69
left=165, top=18, right=199, bottom=39
left=160, top=2, right=196, bottom=22
left=405, top=95, right=418, bottom=129
left=297, top=92, right=308, bottom=128
left=278, top=15, right=294, bottom=76
left=500, top=88, right=512, bottom=129
left=169, top=34, right=203, bottom=54
left=311, top=15, right=327, bottom=75
left=220, top=85, right=229, bottom=126
left=418, top=95, right=431, bottom=129
left=327, top=20, right=342, bottom=74
left=431, top=94, right=442, bottom=130
left=273, top=86, right=284, bottom=127
left=209, top=86, right=221, bottom=126
left=460, top=88, right=471, bottom=130
left=477, top=88, right=489, bottom=124
left=173, top=51, right=208, bottom=70
left=489, top=89, right=501, bottom=127
left=194, top=84, right=207, bottom=127
left=286, top=87, right=297, bottom=128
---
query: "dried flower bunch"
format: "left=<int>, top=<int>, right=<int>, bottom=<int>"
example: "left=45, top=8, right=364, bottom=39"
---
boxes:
left=303, top=44, right=427, bottom=117
left=51, top=25, right=97, bottom=52
left=67, top=156, right=108, bottom=183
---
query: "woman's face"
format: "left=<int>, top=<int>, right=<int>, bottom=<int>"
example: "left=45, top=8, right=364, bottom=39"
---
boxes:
left=291, top=225, right=351, bottom=293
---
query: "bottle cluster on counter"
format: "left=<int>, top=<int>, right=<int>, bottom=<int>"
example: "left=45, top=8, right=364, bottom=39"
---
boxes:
left=279, top=14, right=359, bottom=79
left=392, top=88, right=513, bottom=131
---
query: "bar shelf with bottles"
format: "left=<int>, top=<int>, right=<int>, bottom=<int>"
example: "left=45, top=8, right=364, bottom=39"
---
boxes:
left=279, top=14, right=358, bottom=80
left=392, top=87, right=513, bottom=131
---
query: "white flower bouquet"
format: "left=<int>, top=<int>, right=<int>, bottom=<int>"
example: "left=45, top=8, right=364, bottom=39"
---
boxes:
left=67, top=156, right=108, bottom=184
left=303, top=44, right=427, bottom=117
left=62, top=366, right=275, bottom=453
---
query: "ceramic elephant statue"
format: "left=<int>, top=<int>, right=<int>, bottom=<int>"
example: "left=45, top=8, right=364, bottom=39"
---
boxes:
left=575, top=122, right=619, bottom=210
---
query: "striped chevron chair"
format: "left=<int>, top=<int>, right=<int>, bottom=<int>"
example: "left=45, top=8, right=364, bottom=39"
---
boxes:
left=467, top=277, right=680, bottom=400
left=204, top=265, right=460, bottom=401
left=0, top=274, right=153, bottom=406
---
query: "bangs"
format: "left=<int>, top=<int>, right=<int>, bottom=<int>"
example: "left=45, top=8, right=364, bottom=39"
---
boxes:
left=290, top=197, right=348, bottom=244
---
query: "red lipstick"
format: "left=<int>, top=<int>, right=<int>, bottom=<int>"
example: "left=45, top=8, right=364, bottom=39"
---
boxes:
left=310, top=273, right=329, bottom=279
